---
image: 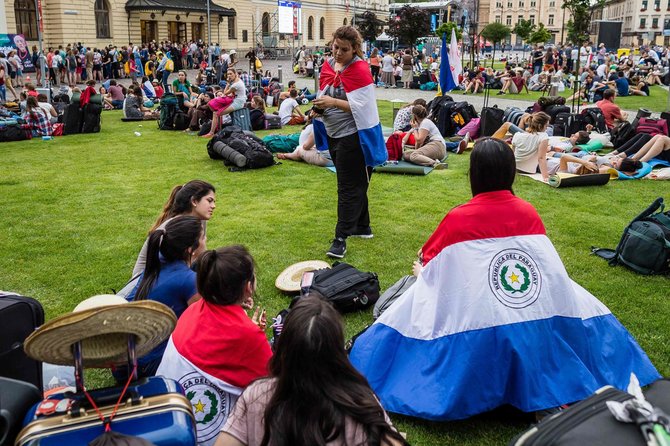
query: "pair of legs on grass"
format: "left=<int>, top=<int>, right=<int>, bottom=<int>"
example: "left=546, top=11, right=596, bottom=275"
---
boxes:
left=203, top=98, right=244, bottom=137
left=617, top=133, right=670, bottom=163
left=491, top=114, right=532, bottom=139
left=277, top=130, right=333, bottom=167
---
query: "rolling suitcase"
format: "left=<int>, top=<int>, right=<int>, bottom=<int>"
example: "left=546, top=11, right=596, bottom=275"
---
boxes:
left=231, top=107, right=252, bottom=132
left=0, top=292, right=44, bottom=391
left=62, top=102, right=83, bottom=135
left=509, top=379, right=670, bottom=446
left=0, top=377, right=42, bottom=446
left=16, top=376, right=196, bottom=446
left=480, top=87, right=504, bottom=137
left=264, top=114, right=282, bottom=130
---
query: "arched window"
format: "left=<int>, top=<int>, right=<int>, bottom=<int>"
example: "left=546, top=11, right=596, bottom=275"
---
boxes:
left=14, top=0, right=37, bottom=40
left=319, top=17, right=325, bottom=39
left=308, top=16, right=314, bottom=40
left=262, top=12, right=270, bottom=36
left=94, top=0, right=111, bottom=39
left=343, top=18, right=347, bottom=26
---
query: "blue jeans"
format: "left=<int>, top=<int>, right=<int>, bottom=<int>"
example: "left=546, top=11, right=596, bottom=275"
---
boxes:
left=111, top=99, right=123, bottom=109
left=0, top=85, right=6, bottom=102
left=508, top=123, right=523, bottom=134
left=162, top=70, right=170, bottom=91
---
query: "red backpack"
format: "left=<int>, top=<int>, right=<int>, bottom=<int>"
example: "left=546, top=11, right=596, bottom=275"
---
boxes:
left=385, top=132, right=416, bottom=161
left=636, top=117, right=668, bottom=136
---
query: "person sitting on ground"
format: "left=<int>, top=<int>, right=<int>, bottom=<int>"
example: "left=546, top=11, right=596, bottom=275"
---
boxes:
left=596, top=89, right=628, bottom=130
left=278, top=89, right=306, bottom=126
left=114, top=215, right=205, bottom=383
left=124, top=85, right=158, bottom=120
left=99, top=86, right=114, bottom=110
left=277, top=112, right=333, bottom=167
left=152, top=79, right=164, bottom=99
left=401, top=105, right=448, bottom=168
left=108, top=79, right=125, bottom=109
left=498, top=70, right=528, bottom=95
left=249, top=95, right=266, bottom=131
left=215, top=294, right=407, bottom=446
left=172, top=70, right=195, bottom=110
left=566, top=74, right=595, bottom=103
left=464, top=70, right=484, bottom=94
left=158, top=245, right=273, bottom=445
left=22, top=96, right=52, bottom=137
left=511, top=112, right=551, bottom=181
left=142, top=76, right=156, bottom=100
left=36, top=93, right=58, bottom=124
left=613, top=71, right=647, bottom=97
left=131, top=180, right=216, bottom=277
left=186, top=92, right=214, bottom=131
left=393, top=98, right=427, bottom=132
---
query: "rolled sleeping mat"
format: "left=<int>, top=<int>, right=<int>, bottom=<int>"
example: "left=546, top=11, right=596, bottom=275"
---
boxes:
left=88, top=94, right=103, bottom=105
left=547, top=172, right=610, bottom=188
left=212, top=141, right=247, bottom=168
left=71, top=92, right=81, bottom=103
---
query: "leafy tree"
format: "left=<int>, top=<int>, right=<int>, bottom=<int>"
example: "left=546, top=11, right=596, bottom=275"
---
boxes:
left=387, top=6, right=431, bottom=51
left=528, top=23, right=552, bottom=46
left=480, top=22, right=511, bottom=68
left=357, top=11, right=382, bottom=43
left=435, top=22, right=462, bottom=41
left=512, top=19, right=535, bottom=61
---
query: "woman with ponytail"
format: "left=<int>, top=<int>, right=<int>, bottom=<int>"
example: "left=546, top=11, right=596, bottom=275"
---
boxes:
left=215, top=294, right=407, bottom=446
left=511, top=112, right=551, bottom=181
left=114, top=215, right=205, bottom=383
left=157, top=245, right=273, bottom=443
left=131, top=179, right=216, bottom=277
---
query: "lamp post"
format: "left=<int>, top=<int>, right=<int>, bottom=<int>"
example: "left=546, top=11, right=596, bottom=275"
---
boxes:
left=207, top=0, right=212, bottom=66
left=34, top=0, right=47, bottom=88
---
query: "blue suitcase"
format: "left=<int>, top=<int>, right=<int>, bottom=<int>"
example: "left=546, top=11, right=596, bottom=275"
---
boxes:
left=231, top=107, right=252, bottom=132
left=16, top=376, right=196, bottom=446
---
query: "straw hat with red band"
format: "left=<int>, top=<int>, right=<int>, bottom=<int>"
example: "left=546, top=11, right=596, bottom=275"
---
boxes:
left=24, top=295, right=177, bottom=368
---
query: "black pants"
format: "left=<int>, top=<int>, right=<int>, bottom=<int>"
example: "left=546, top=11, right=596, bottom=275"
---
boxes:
left=619, top=133, right=652, bottom=156
left=329, top=132, right=372, bottom=239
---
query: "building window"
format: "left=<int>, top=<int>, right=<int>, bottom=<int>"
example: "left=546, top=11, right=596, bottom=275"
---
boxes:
left=548, top=14, right=554, bottom=25
left=141, top=20, right=158, bottom=43
left=94, top=0, right=111, bottom=38
left=319, top=17, right=325, bottom=39
left=507, top=1, right=512, bottom=7
left=506, top=15, right=512, bottom=25
left=262, top=12, right=270, bottom=36
left=529, top=14, right=535, bottom=24
left=496, top=1, right=502, bottom=7
left=14, top=0, right=37, bottom=39
left=549, top=0, right=555, bottom=6
left=495, top=15, right=501, bottom=23
left=653, top=17, right=659, bottom=27
left=654, top=0, right=660, bottom=9
left=242, top=29, right=248, bottom=42
left=530, top=0, right=536, bottom=7
left=228, top=16, right=236, bottom=39
left=308, top=16, right=313, bottom=40
left=640, top=17, right=647, bottom=27
left=642, top=0, right=648, bottom=9
left=168, top=21, right=186, bottom=42
left=518, top=15, right=523, bottom=24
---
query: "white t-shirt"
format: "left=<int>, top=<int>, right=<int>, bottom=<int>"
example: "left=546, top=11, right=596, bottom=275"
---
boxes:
left=419, top=118, right=443, bottom=143
left=231, top=79, right=246, bottom=102
left=548, top=136, right=573, bottom=152
left=38, top=102, right=56, bottom=117
left=546, top=157, right=580, bottom=175
left=513, top=131, right=549, bottom=173
left=278, top=97, right=299, bottom=125
left=381, top=55, right=394, bottom=72
left=596, top=64, right=607, bottom=78
left=299, top=123, right=313, bottom=146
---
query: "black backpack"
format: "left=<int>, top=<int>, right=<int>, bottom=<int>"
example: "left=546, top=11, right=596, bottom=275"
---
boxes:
left=81, top=102, right=102, bottom=133
left=611, top=121, right=636, bottom=148
left=173, top=110, right=189, bottom=131
left=157, top=93, right=179, bottom=130
left=62, top=102, right=83, bottom=135
left=593, top=197, right=670, bottom=275
left=0, top=125, right=28, bottom=142
left=309, top=262, right=380, bottom=313
left=581, top=108, right=608, bottom=133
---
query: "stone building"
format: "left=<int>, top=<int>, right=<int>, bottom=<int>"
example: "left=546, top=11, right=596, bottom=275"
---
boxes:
left=592, top=0, right=670, bottom=47
left=6, top=0, right=388, bottom=53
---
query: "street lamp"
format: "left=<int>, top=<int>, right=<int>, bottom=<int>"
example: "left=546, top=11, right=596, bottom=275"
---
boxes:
left=207, top=0, right=212, bottom=66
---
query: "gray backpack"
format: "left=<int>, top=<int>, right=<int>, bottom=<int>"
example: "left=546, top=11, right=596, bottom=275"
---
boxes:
left=373, top=275, right=416, bottom=319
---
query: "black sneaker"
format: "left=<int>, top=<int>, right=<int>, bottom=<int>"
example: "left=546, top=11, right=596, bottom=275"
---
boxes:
left=350, top=227, right=374, bottom=239
left=327, top=237, right=347, bottom=258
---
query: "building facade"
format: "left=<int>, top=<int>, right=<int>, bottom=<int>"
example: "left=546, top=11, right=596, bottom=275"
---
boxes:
left=478, top=0, right=572, bottom=46
left=593, top=0, right=670, bottom=47
left=6, top=0, right=388, bottom=53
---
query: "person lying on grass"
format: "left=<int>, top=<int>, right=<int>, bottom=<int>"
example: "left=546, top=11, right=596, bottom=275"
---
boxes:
left=615, top=133, right=670, bottom=164
left=276, top=112, right=333, bottom=167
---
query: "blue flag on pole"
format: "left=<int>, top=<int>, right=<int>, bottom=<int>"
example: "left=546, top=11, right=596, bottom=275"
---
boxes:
left=439, top=32, right=456, bottom=93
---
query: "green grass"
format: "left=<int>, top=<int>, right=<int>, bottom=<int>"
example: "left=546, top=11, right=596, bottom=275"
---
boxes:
left=2, top=103, right=669, bottom=445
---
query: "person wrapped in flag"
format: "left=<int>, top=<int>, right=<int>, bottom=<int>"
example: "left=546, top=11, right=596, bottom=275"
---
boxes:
left=312, top=26, right=386, bottom=259
left=350, top=138, right=659, bottom=421
left=157, top=245, right=272, bottom=446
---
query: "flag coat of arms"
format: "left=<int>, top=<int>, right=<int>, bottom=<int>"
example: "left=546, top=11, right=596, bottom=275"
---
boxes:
left=350, top=191, right=659, bottom=421
left=313, top=57, right=387, bottom=167
left=157, top=301, right=272, bottom=445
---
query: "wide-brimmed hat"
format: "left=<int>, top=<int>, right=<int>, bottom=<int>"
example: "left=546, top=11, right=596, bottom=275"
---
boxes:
left=24, top=295, right=177, bottom=368
left=275, top=260, right=330, bottom=292
left=229, top=49, right=237, bottom=55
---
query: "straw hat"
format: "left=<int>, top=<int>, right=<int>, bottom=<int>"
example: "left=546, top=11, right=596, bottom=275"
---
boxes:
left=24, top=295, right=177, bottom=368
left=275, top=260, right=330, bottom=292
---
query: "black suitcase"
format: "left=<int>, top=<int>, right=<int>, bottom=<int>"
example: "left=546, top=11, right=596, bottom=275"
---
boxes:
left=81, top=102, right=102, bottom=133
left=545, top=105, right=571, bottom=124
left=0, top=377, right=42, bottom=446
left=480, top=106, right=504, bottom=137
left=0, top=292, right=44, bottom=390
left=554, top=112, right=571, bottom=137
left=62, top=102, right=83, bottom=135
left=509, top=379, right=670, bottom=446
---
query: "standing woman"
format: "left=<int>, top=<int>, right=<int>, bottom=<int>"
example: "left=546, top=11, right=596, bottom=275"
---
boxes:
left=312, top=26, right=386, bottom=258
left=369, top=47, right=381, bottom=85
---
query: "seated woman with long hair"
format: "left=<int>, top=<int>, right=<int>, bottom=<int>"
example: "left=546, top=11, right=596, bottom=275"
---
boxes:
left=157, top=245, right=273, bottom=446
left=114, top=215, right=205, bottom=382
left=216, top=294, right=408, bottom=446
left=131, top=180, right=216, bottom=277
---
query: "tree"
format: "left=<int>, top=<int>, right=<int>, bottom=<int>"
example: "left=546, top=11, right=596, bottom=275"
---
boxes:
left=357, top=11, right=382, bottom=43
left=480, top=22, right=511, bottom=68
left=387, top=6, right=431, bottom=51
left=562, top=0, right=605, bottom=92
left=512, top=19, right=535, bottom=61
left=435, top=21, right=462, bottom=41
left=528, top=23, right=553, bottom=46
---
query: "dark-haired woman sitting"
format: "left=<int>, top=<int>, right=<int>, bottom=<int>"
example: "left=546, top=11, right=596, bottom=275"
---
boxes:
left=157, top=245, right=273, bottom=445
left=216, top=294, right=407, bottom=446
left=114, top=215, right=205, bottom=382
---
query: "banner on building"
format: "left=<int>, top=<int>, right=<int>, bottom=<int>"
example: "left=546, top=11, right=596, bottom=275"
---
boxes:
left=0, top=34, right=35, bottom=72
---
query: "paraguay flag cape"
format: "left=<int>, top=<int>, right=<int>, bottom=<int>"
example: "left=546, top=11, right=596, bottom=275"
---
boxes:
left=313, top=57, right=387, bottom=167
left=350, top=191, right=659, bottom=421
left=156, top=301, right=272, bottom=446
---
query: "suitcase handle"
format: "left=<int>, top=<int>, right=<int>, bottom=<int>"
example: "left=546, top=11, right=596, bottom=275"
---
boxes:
left=67, top=389, right=143, bottom=418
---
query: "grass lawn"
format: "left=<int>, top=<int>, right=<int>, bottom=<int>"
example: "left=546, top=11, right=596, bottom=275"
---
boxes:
left=2, top=102, right=669, bottom=445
